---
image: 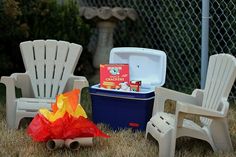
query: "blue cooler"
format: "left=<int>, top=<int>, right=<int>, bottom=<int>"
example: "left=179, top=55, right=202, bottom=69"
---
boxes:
left=89, top=47, right=167, bottom=131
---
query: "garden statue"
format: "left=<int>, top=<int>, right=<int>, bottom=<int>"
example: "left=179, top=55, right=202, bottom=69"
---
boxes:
left=80, top=7, right=138, bottom=70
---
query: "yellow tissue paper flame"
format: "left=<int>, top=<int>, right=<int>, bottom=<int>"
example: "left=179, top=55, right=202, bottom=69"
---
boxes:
left=39, top=89, right=87, bottom=122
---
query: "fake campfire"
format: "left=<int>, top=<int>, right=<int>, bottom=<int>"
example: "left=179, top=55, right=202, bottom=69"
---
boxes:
left=27, top=89, right=109, bottom=150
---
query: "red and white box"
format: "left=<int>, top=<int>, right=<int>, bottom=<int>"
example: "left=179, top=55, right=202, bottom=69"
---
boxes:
left=100, top=64, right=130, bottom=89
left=130, top=80, right=142, bottom=92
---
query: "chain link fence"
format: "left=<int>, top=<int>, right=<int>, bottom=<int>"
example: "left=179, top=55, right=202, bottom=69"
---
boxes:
left=78, top=0, right=236, bottom=100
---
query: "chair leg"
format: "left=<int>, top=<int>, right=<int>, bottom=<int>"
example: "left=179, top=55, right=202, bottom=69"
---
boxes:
left=210, top=119, right=233, bottom=151
left=5, top=101, right=17, bottom=129
left=159, top=136, right=175, bottom=157
left=6, top=117, right=17, bottom=129
left=15, top=111, right=37, bottom=129
left=14, top=117, right=21, bottom=129
left=145, top=121, right=152, bottom=139
left=15, top=112, right=26, bottom=129
left=145, top=121, right=176, bottom=157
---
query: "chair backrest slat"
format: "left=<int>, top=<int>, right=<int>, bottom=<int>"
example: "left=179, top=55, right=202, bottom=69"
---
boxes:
left=45, top=40, right=58, bottom=98
left=58, top=43, right=82, bottom=94
left=20, top=41, right=38, bottom=97
left=20, top=40, right=82, bottom=98
left=51, top=41, right=70, bottom=97
left=33, top=40, right=46, bottom=98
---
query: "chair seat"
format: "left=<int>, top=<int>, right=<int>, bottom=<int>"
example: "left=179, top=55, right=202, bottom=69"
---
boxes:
left=16, top=98, right=55, bottom=111
left=150, top=112, right=204, bottom=135
left=149, top=112, right=175, bottom=134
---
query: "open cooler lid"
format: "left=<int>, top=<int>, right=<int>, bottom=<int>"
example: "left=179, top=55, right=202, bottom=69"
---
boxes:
left=109, top=47, right=167, bottom=89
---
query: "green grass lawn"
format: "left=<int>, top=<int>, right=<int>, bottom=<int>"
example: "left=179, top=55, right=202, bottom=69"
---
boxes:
left=0, top=84, right=236, bottom=157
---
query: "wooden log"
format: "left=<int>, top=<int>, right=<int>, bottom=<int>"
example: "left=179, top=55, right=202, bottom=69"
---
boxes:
left=46, top=139, right=64, bottom=150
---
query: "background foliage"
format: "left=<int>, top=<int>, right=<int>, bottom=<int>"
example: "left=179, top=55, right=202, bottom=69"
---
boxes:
left=0, top=0, right=93, bottom=77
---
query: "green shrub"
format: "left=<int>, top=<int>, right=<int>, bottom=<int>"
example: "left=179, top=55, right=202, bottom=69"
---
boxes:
left=0, top=0, right=92, bottom=76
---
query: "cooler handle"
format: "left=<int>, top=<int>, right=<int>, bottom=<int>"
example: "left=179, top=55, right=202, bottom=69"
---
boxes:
left=128, top=122, right=140, bottom=128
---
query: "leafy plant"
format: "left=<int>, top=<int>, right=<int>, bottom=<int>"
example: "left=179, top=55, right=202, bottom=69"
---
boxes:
left=0, top=0, right=92, bottom=76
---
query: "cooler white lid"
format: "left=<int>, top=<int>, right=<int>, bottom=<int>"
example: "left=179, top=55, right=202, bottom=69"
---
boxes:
left=109, top=47, right=167, bottom=89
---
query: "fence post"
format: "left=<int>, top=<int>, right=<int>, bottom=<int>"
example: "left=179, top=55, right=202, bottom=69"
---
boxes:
left=201, top=0, right=210, bottom=89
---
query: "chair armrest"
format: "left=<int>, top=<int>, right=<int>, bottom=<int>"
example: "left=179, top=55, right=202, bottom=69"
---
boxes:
left=11, top=73, right=34, bottom=97
left=64, top=75, right=89, bottom=104
left=217, top=98, right=230, bottom=117
left=191, top=89, right=204, bottom=105
left=152, top=87, right=200, bottom=115
left=1, top=73, right=34, bottom=99
left=64, top=75, right=89, bottom=92
left=1, top=76, right=17, bottom=105
left=176, top=99, right=228, bottom=118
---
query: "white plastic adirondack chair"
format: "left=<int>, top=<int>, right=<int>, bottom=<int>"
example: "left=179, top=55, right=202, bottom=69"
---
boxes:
left=145, top=53, right=236, bottom=157
left=1, top=40, right=89, bottom=129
